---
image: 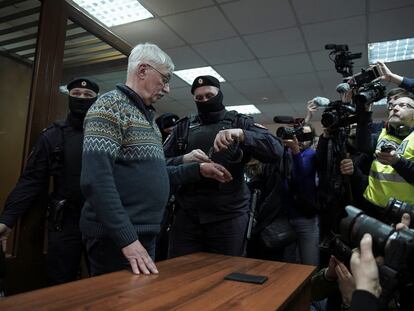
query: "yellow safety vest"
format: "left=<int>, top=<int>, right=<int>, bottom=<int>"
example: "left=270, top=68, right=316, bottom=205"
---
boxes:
left=364, top=128, right=414, bottom=208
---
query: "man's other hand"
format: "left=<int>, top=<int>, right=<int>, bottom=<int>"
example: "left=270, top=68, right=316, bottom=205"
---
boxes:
left=121, top=240, right=159, bottom=275
left=200, top=163, right=233, bottom=183
left=340, top=158, right=354, bottom=175
left=283, top=136, right=300, bottom=155
left=0, top=223, right=12, bottom=252
left=375, top=150, right=400, bottom=165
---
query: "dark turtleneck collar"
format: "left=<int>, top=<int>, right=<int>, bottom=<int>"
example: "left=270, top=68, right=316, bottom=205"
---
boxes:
left=198, top=109, right=227, bottom=124
left=67, top=112, right=84, bottom=131
left=116, top=84, right=156, bottom=124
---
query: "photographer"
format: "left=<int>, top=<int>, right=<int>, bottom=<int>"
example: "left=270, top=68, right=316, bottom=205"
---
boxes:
left=280, top=124, right=319, bottom=266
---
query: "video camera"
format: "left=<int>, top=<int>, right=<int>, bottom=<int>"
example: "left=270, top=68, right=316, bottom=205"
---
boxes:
left=325, top=44, right=362, bottom=77
left=321, top=44, right=386, bottom=130
left=353, top=81, right=386, bottom=106
left=273, top=116, right=313, bottom=142
left=320, top=100, right=357, bottom=130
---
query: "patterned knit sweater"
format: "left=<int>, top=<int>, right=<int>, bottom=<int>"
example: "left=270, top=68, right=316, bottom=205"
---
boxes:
left=80, top=84, right=199, bottom=248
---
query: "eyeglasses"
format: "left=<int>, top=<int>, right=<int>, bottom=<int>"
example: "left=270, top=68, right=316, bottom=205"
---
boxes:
left=387, top=102, right=414, bottom=111
left=146, top=64, right=171, bottom=85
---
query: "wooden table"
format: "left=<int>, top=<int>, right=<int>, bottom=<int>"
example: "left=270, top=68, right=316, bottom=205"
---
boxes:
left=0, top=253, right=316, bottom=311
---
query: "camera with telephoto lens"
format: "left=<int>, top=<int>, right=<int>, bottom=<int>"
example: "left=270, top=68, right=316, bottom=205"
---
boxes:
left=323, top=204, right=414, bottom=275
left=320, top=100, right=358, bottom=129
left=333, top=205, right=414, bottom=308
left=340, top=205, right=414, bottom=280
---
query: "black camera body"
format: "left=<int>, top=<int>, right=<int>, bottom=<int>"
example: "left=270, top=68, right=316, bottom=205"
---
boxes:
left=354, top=81, right=386, bottom=106
left=352, top=65, right=381, bottom=87
left=273, top=116, right=313, bottom=142
left=321, top=100, right=357, bottom=129
left=276, top=126, right=302, bottom=140
left=276, top=125, right=315, bottom=142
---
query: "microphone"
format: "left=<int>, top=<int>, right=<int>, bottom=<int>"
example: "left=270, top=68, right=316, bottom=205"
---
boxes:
left=336, top=82, right=351, bottom=94
left=312, top=97, right=330, bottom=107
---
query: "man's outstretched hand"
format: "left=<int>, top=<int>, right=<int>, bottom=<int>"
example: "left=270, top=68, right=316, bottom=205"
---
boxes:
left=200, top=162, right=233, bottom=183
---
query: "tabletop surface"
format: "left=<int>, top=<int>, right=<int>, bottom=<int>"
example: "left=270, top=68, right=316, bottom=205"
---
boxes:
left=0, top=252, right=316, bottom=310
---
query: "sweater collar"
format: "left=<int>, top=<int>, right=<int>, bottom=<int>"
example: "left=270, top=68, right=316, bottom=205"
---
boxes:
left=116, top=84, right=156, bottom=123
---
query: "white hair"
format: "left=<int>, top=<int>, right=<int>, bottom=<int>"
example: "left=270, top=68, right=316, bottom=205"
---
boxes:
left=127, top=43, right=174, bottom=77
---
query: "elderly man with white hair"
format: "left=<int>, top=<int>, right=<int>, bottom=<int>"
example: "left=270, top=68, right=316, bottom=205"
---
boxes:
left=80, top=43, right=232, bottom=276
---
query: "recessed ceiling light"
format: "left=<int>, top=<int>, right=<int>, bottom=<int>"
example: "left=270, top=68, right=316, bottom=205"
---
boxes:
left=72, top=0, right=153, bottom=27
left=368, top=38, right=414, bottom=64
left=225, top=105, right=261, bottom=115
left=174, top=66, right=225, bottom=85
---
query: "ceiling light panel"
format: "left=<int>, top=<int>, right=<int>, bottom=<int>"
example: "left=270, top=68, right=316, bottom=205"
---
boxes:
left=225, top=105, right=261, bottom=115
left=174, top=66, right=225, bottom=85
left=368, top=38, right=414, bottom=64
left=72, top=0, right=153, bottom=27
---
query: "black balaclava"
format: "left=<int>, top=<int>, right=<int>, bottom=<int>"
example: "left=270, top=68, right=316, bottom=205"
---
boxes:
left=68, top=96, right=97, bottom=119
left=195, top=90, right=224, bottom=114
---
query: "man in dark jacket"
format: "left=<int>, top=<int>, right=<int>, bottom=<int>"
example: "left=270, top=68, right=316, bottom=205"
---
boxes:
left=0, top=77, right=99, bottom=285
left=164, top=75, right=284, bottom=258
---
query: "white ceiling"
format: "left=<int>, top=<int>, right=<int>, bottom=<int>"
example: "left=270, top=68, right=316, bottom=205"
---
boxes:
left=89, top=0, right=414, bottom=125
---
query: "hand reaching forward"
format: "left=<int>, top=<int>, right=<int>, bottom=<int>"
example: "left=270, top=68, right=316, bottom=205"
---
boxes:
left=200, top=162, right=233, bottom=183
left=183, top=149, right=211, bottom=163
left=122, top=240, right=159, bottom=275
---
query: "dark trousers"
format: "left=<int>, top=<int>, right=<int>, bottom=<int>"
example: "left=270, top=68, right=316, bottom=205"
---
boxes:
left=168, top=209, right=249, bottom=258
left=47, top=210, right=85, bottom=285
left=84, top=234, right=156, bottom=276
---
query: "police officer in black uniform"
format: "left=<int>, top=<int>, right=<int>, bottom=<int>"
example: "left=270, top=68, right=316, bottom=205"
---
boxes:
left=164, top=75, right=284, bottom=258
left=0, top=78, right=99, bottom=285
